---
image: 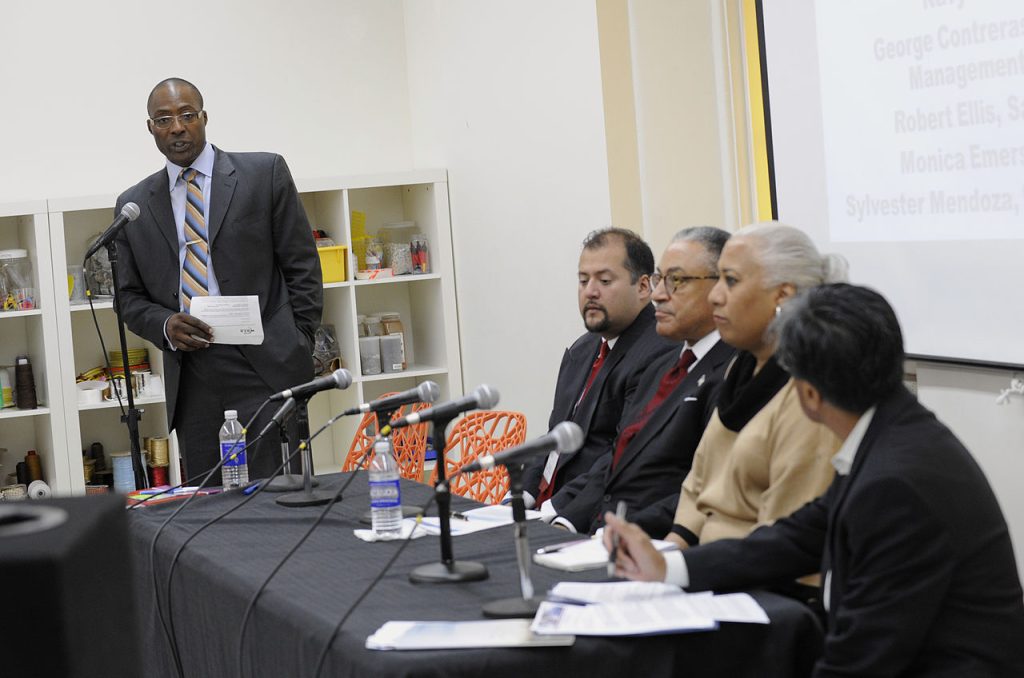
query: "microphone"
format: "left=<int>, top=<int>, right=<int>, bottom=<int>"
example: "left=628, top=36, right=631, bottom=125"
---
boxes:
left=382, top=384, right=499, bottom=432
left=458, top=421, right=583, bottom=474
left=268, top=368, right=352, bottom=402
left=340, top=381, right=440, bottom=416
left=84, top=202, right=141, bottom=260
left=257, top=397, right=297, bottom=438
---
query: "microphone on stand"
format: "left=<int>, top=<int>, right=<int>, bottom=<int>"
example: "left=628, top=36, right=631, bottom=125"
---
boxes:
left=269, top=369, right=352, bottom=402
left=257, top=398, right=297, bottom=438
left=381, top=385, right=499, bottom=434
left=458, top=421, right=583, bottom=474
left=340, top=381, right=440, bottom=416
left=84, top=202, right=140, bottom=260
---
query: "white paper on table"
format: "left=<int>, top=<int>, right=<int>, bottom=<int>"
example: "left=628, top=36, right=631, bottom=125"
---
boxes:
left=530, top=596, right=717, bottom=636
left=366, top=619, right=574, bottom=650
left=412, top=505, right=542, bottom=537
left=188, top=295, right=264, bottom=345
left=353, top=521, right=429, bottom=542
left=548, top=581, right=693, bottom=604
left=533, top=537, right=678, bottom=572
left=683, top=592, right=770, bottom=624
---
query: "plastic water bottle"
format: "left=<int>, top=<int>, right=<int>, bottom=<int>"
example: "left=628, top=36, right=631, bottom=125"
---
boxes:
left=219, top=410, right=249, bottom=489
left=369, top=437, right=402, bottom=537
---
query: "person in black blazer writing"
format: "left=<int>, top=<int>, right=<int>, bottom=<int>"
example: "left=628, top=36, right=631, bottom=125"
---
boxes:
left=605, top=283, right=1024, bottom=677
left=520, top=228, right=675, bottom=507
left=114, top=78, right=323, bottom=481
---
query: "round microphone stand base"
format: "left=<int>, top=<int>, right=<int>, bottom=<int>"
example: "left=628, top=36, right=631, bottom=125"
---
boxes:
left=359, top=505, right=426, bottom=525
left=263, top=474, right=313, bottom=493
left=409, top=560, right=488, bottom=584
left=482, top=595, right=545, bottom=619
left=276, top=489, right=340, bottom=508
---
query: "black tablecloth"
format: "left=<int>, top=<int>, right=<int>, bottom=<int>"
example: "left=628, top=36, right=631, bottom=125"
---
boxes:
left=128, top=474, right=823, bottom=678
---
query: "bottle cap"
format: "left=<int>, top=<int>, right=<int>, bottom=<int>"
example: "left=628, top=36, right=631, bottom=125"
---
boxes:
left=225, top=410, right=237, bottom=418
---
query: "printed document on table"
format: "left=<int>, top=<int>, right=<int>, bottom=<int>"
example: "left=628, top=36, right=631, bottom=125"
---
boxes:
left=545, top=582, right=769, bottom=624
left=412, top=505, right=542, bottom=537
left=189, top=296, right=264, bottom=345
left=533, top=537, right=678, bottom=572
left=531, top=597, right=718, bottom=636
left=367, top=619, right=574, bottom=650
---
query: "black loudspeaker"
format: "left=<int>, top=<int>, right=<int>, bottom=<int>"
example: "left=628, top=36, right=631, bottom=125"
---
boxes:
left=0, top=494, right=139, bottom=677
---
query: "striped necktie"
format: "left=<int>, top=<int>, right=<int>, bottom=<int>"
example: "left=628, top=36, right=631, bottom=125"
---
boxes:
left=180, top=168, right=209, bottom=312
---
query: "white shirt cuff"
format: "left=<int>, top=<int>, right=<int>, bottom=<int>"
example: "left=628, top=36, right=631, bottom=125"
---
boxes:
left=163, top=316, right=177, bottom=351
left=663, top=550, right=690, bottom=588
left=550, top=516, right=578, bottom=533
left=539, top=498, right=558, bottom=522
left=522, top=491, right=536, bottom=510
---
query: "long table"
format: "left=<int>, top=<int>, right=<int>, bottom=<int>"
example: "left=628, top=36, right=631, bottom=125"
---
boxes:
left=128, top=474, right=824, bottom=678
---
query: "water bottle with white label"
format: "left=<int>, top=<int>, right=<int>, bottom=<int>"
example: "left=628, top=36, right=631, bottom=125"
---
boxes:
left=368, top=437, right=402, bottom=537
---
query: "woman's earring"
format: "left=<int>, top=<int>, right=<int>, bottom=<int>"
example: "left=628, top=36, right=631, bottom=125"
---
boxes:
left=775, top=305, right=782, bottom=317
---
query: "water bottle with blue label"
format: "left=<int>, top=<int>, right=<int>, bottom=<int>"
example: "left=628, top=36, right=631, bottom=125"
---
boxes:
left=369, top=437, right=402, bottom=537
left=219, top=410, right=249, bottom=489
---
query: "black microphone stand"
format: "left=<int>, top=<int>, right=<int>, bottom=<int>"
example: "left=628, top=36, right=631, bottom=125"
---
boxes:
left=102, top=241, right=148, bottom=491
left=277, top=398, right=337, bottom=507
left=482, top=463, right=544, bottom=617
left=409, top=415, right=488, bottom=583
left=264, top=417, right=317, bottom=493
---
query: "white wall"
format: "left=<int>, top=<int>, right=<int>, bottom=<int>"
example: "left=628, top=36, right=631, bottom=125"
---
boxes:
left=0, top=0, right=413, bottom=203
left=403, top=0, right=612, bottom=434
left=916, top=365, right=1024, bottom=580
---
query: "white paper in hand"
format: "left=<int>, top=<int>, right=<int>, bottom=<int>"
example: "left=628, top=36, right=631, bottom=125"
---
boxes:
left=189, top=295, right=264, bottom=345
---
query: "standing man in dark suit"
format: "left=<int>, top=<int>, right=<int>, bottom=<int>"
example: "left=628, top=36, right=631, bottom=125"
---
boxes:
left=606, top=284, right=1024, bottom=677
left=547, top=227, right=733, bottom=537
left=521, top=228, right=676, bottom=508
left=114, top=78, right=323, bottom=481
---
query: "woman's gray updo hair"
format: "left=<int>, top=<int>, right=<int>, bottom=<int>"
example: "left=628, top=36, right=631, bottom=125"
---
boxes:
left=735, top=222, right=848, bottom=291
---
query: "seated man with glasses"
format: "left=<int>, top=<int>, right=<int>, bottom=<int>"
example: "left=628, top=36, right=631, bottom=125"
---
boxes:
left=543, top=227, right=735, bottom=536
left=113, top=77, right=323, bottom=482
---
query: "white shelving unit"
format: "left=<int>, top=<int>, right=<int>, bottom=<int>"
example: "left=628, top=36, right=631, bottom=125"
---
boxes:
left=1, top=170, right=461, bottom=494
left=297, top=169, right=463, bottom=473
left=0, top=201, right=68, bottom=492
left=48, top=194, right=174, bottom=494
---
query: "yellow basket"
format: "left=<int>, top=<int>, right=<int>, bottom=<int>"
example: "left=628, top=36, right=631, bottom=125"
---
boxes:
left=317, top=245, right=348, bottom=283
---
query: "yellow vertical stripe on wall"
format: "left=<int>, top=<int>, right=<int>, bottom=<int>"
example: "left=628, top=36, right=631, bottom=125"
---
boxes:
left=743, top=0, right=773, bottom=221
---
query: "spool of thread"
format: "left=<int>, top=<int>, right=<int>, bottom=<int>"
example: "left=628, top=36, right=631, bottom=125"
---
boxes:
left=15, top=461, right=29, bottom=485
left=0, top=367, right=12, bottom=408
left=111, top=452, right=136, bottom=493
left=14, top=355, right=37, bottom=410
left=25, top=450, right=42, bottom=482
left=149, top=437, right=170, bottom=467
left=90, top=442, right=105, bottom=471
left=27, top=480, right=51, bottom=499
left=151, top=466, right=168, bottom=487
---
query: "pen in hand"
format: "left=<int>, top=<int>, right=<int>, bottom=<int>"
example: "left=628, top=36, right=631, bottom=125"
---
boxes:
left=607, top=500, right=627, bottom=577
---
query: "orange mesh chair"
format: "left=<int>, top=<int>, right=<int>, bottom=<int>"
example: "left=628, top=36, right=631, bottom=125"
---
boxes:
left=431, top=410, right=528, bottom=504
left=342, top=394, right=431, bottom=482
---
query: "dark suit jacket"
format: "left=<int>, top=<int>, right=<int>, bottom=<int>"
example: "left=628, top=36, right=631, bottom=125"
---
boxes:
left=521, top=304, right=675, bottom=499
left=114, top=147, right=323, bottom=428
left=552, top=338, right=734, bottom=536
left=684, top=386, right=1024, bottom=678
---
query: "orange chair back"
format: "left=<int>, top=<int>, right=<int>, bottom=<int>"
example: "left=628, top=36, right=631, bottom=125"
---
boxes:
left=342, top=393, right=431, bottom=482
left=431, top=410, right=528, bottom=504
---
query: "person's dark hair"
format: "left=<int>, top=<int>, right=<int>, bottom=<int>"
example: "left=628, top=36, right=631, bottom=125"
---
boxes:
left=581, top=227, right=654, bottom=284
left=774, top=283, right=904, bottom=413
left=147, top=77, right=204, bottom=113
left=671, top=226, right=730, bottom=271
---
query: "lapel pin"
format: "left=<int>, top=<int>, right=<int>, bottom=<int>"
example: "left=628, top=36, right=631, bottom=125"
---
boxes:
left=698, top=374, right=706, bottom=387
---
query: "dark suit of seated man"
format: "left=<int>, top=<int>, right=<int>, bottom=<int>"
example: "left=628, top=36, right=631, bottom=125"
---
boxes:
left=605, top=284, right=1024, bottom=678
left=546, top=227, right=734, bottom=537
left=520, top=228, right=676, bottom=508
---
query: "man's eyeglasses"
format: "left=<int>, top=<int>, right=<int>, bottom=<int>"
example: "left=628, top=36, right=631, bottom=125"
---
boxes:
left=651, top=270, right=718, bottom=295
left=149, top=111, right=204, bottom=129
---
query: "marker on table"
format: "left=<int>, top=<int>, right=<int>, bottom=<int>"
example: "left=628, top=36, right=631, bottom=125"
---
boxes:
left=607, top=500, right=627, bottom=577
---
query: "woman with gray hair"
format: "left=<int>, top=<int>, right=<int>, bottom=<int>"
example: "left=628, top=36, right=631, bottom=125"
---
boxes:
left=667, top=223, right=846, bottom=565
